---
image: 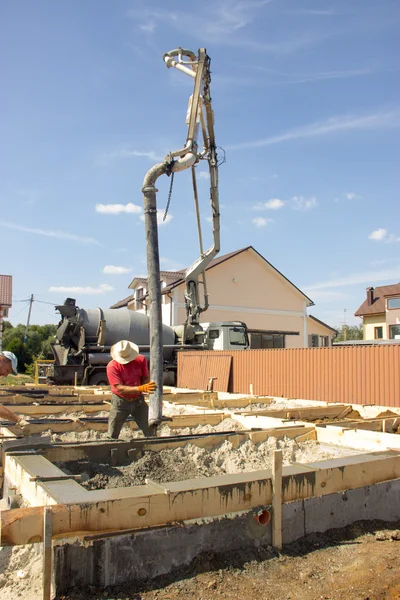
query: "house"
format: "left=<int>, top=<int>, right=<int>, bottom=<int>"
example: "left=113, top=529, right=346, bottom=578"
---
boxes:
left=110, top=246, right=336, bottom=348
left=355, top=283, right=400, bottom=340
left=0, top=274, right=12, bottom=352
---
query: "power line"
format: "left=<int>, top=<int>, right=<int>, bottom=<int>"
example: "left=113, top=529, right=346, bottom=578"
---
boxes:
left=35, top=300, right=59, bottom=306
left=34, top=303, right=59, bottom=321
left=7, top=302, right=30, bottom=323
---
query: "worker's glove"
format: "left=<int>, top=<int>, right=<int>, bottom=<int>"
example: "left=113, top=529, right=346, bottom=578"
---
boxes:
left=137, top=381, right=157, bottom=394
left=17, top=419, right=34, bottom=436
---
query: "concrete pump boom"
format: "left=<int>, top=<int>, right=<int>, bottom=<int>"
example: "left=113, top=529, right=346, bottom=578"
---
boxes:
left=141, top=47, right=220, bottom=428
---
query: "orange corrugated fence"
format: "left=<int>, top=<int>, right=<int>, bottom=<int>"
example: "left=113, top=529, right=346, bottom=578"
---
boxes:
left=177, top=346, right=400, bottom=407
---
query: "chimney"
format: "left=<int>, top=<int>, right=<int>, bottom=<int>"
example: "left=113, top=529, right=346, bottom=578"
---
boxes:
left=366, top=287, right=374, bottom=306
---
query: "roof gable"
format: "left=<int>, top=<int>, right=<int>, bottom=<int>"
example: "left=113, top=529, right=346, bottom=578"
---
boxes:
left=308, top=314, right=337, bottom=334
left=160, top=246, right=313, bottom=305
left=355, top=282, right=400, bottom=317
left=116, top=246, right=314, bottom=307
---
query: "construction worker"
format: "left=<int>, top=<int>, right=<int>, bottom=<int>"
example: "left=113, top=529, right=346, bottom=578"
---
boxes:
left=0, top=351, right=32, bottom=434
left=106, top=340, right=156, bottom=439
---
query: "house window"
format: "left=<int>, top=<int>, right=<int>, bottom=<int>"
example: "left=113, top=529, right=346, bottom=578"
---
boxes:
left=250, top=333, right=284, bottom=349
left=272, top=334, right=284, bottom=349
left=320, top=336, right=329, bottom=347
left=135, top=287, right=144, bottom=310
left=389, top=325, right=400, bottom=339
left=374, top=326, right=383, bottom=339
left=309, top=334, right=319, bottom=348
left=387, top=297, right=400, bottom=309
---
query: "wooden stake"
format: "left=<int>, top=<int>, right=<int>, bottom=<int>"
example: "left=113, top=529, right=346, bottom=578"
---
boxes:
left=272, top=449, right=283, bottom=550
left=74, top=372, right=78, bottom=387
left=42, top=507, right=52, bottom=600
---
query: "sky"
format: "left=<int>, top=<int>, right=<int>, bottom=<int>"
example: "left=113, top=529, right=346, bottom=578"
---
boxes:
left=1, top=0, right=399, bottom=329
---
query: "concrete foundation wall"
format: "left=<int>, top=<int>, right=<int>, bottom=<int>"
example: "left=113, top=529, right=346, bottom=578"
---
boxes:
left=53, top=478, right=400, bottom=594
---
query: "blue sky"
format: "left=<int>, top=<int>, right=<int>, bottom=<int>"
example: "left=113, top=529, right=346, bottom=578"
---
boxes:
left=1, top=0, right=399, bottom=329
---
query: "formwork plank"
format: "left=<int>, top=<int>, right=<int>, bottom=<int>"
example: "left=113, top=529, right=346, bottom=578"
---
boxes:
left=0, top=413, right=230, bottom=436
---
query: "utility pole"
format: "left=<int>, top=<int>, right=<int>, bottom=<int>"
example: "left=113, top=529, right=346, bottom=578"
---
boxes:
left=343, top=308, right=348, bottom=341
left=23, top=294, right=34, bottom=343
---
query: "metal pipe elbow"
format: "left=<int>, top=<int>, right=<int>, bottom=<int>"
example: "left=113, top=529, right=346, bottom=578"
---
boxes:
left=171, top=153, right=197, bottom=172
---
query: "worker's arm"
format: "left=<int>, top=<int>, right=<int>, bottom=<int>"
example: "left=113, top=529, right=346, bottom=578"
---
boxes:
left=0, top=404, right=21, bottom=424
left=115, top=381, right=155, bottom=395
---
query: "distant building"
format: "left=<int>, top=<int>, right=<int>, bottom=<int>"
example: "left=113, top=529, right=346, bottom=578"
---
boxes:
left=0, top=274, right=12, bottom=351
left=355, top=283, right=400, bottom=341
left=111, top=246, right=336, bottom=348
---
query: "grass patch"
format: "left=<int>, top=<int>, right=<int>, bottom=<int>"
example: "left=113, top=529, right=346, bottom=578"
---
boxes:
left=0, top=374, right=34, bottom=386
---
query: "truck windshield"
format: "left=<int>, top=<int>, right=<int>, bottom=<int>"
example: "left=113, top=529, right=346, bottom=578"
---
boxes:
left=229, top=327, right=247, bottom=346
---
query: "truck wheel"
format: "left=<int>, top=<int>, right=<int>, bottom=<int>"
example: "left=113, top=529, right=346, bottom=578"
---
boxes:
left=88, top=372, right=109, bottom=387
left=163, top=371, right=176, bottom=387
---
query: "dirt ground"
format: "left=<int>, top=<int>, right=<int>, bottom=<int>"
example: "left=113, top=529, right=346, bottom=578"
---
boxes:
left=56, top=520, right=400, bottom=600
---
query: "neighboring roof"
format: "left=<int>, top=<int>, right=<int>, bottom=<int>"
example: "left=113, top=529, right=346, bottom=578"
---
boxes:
left=355, top=283, right=400, bottom=317
left=129, top=270, right=185, bottom=289
left=0, top=275, right=12, bottom=307
left=130, top=246, right=314, bottom=305
left=308, top=314, right=338, bottom=334
left=110, top=294, right=135, bottom=309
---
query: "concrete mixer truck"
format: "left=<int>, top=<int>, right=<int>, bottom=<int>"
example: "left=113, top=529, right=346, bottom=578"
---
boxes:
left=49, top=297, right=249, bottom=386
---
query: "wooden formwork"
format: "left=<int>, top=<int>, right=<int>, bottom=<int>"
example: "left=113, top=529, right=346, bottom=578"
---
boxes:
left=1, top=387, right=400, bottom=551
left=1, top=447, right=400, bottom=546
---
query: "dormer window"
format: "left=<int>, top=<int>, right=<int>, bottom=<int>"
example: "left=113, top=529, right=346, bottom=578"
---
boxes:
left=135, top=287, right=144, bottom=309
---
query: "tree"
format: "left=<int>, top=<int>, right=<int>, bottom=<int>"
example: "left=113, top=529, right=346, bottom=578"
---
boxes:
left=2, top=322, right=57, bottom=372
left=333, top=324, right=363, bottom=343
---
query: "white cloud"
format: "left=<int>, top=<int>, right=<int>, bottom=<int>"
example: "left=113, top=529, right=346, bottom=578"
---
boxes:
left=139, top=22, right=156, bottom=33
left=129, top=2, right=320, bottom=55
left=95, top=203, right=142, bottom=215
left=49, top=284, right=114, bottom=295
left=304, top=266, right=400, bottom=291
left=140, top=209, right=173, bottom=226
left=252, top=217, right=273, bottom=228
left=198, top=171, right=210, bottom=180
left=345, top=192, right=361, bottom=200
left=369, top=228, right=388, bottom=241
left=103, top=265, right=131, bottom=275
left=226, top=109, right=400, bottom=151
left=368, top=228, right=400, bottom=243
left=97, top=148, right=163, bottom=166
left=254, top=198, right=285, bottom=211
left=291, top=196, right=317, bottom=211
left=0, top=221, right=101, bottom=245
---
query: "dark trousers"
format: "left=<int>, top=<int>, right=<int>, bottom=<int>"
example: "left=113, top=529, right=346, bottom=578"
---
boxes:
left=108, top=394, right=152, bottom=439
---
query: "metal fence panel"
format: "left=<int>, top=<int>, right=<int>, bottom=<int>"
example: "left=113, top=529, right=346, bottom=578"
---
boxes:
left=177, top=354, right=232, bottom=392
left=177, top=346, right=400, bottom=407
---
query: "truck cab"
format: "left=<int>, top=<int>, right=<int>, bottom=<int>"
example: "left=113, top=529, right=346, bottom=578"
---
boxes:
left=201, top=321, right=250, bottom=351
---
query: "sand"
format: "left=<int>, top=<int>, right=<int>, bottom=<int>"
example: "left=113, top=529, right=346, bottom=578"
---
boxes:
left=58, top=436, right=360, bottom=491
left=0, top=544, right=42, bottom=600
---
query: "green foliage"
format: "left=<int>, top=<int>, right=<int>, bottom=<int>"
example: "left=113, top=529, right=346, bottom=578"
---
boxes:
left=333, top=324, right=363, bottom=342
left=2, top=322, right=57, bottom=373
